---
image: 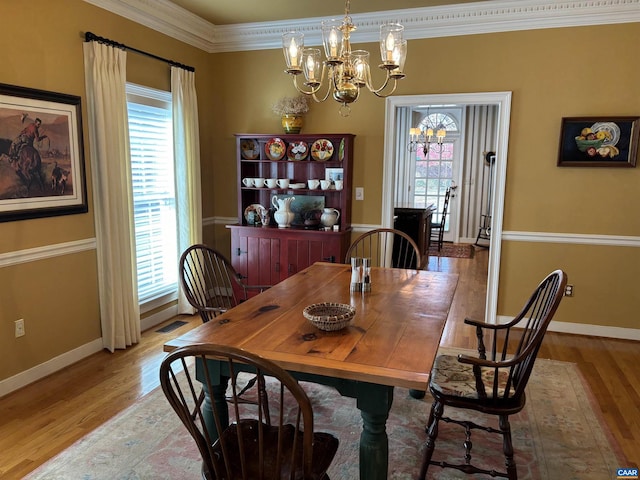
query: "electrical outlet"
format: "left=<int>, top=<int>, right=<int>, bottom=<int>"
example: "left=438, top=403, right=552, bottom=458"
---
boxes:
left=355, top=187, right=364, bottom=201
left=15, top=318, right=25, bottom=337
left=564, top=284, right=574, bottom=297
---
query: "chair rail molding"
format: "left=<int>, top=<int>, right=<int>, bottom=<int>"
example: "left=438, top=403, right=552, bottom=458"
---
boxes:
left=0, top=238, right=96, bottom=268
left=502, top=231, right=640, bottom=247
left=84, top=0, right=640, bottom=53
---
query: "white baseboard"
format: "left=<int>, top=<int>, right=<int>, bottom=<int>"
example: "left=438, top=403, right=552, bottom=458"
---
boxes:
left=0, top=338, right=104, bottom=399
left=140, top=304, right=179, bottom=332
left=0, top=305, right=179, bottom=399
left=497, top=315, right=640, bottom=341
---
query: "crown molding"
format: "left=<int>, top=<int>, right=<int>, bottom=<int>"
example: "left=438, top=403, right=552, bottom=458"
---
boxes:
left=85, top=0, right=640, bottom=53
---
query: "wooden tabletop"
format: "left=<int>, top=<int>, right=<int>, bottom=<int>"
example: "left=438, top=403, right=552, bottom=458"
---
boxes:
left=165, top=262, right=458, bottom=391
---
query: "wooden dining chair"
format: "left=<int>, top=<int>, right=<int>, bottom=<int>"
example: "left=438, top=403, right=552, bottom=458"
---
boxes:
left=345, top=228, right=422, bottom=269
left=179, top=244, right=271, bottom=323
left=160, top=344, right=339, bottom=480
left=179, top=244, right=272, bottom=409
left=429, top=187, right=451, bottom=252
left=419, top=269, right=567, bottom=480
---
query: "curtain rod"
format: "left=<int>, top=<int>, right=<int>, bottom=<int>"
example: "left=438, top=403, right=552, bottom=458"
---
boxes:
left=84, top=32, right=195, bottom=72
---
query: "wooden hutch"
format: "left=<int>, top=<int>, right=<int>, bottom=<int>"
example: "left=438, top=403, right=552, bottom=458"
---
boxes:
left=228, top=133, right=354, bottom=287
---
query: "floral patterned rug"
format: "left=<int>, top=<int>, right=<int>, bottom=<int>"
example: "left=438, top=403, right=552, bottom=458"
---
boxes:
left=25, top=352, right=623, bottom=480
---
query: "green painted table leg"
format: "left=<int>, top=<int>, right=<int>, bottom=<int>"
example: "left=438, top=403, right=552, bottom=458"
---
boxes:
left=355, top=384, right=394, bottom=480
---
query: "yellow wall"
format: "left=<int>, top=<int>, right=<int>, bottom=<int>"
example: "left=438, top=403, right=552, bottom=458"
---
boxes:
left=210, top=25, right=640, bottom=332
left=0, top=0, right=214, bottom=381
left=1, top=0, right=639, bottom=383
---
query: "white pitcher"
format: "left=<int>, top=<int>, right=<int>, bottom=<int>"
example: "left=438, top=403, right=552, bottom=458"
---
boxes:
left=272, top=196, right=295, bottom=228
left=320, top=207, right=340, bottom=228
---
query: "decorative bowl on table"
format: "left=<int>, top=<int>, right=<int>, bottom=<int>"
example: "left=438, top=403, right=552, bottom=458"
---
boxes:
left=303, top=302, right=355, bottom=331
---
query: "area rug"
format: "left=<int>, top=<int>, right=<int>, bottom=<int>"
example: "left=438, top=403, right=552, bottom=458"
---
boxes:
left=429, top=243, right=474, bottom=259
left=24, top=352, right=623, bottom=480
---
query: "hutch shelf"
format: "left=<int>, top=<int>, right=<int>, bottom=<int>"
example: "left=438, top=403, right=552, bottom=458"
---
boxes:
left=228, top=133, right=355, bottom=286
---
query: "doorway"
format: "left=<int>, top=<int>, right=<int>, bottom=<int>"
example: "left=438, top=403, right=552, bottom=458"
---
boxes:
left=382, top=92, right=512, bottom=323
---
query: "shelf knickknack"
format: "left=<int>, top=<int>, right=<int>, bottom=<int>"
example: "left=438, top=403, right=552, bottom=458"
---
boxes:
left=272, top=95, right=309, bottom=134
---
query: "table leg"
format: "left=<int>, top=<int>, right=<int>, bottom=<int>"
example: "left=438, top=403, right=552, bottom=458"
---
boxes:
left=196, top=359, right=230, bottom=442
left=355, top=384, right=394, bottom=480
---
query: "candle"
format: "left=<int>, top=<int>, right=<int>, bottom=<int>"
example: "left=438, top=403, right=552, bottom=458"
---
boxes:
left=329, top=29, right=338, bottom=57
left=306, top=55, right=316, bottom=81
left=385, top=32, right=395, bottom=61
left=289, top=38, right=299, bottom=68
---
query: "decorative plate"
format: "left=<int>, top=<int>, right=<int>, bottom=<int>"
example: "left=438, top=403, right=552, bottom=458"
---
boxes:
left=591, top=122, right=620, bottom=146
left=287, top=141, right=308, bottom=161
left=265, top=137, right=286, bottom=161
left=338, top=138, right=345, bottom=161
left=303, top=302, right=356, bottom=331
left=310, top=139, right=334, bottom=161
left=244, top=203, right=264, bottom=225
left=240, top=138, right=260, bottom=160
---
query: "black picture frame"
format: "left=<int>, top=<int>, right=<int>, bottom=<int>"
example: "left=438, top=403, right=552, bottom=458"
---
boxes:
left=557, top=116, right=639, bottom=167
left=0, top=83, right=87, bottom=222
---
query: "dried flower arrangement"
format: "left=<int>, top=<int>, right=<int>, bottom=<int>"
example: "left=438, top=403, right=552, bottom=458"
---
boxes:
left=272, top=95, right=310, bottom=116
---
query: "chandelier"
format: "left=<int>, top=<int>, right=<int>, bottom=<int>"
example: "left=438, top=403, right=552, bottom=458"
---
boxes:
left=282, top=0, right=407, bottom=116
left=409, top=121, right=446, bottom=157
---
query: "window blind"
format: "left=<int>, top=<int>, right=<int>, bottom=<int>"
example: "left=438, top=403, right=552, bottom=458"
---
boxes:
left=127, top=86, right=178, bottom=303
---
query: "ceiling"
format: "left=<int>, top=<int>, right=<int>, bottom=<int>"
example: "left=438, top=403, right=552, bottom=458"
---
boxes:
left=87, top=0, right=640, bottom=53
left=168, top=0, right=487, bottom=25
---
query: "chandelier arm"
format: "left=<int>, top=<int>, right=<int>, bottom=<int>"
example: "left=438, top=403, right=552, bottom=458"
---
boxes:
left=364, top=70, right=398, bottom=97
left=312, top=86, right=334, bottom=103
left=292, top=63, right=335, bottom=103
left=371, top=78, right=398, bottom=98
left=292, top=75, right=323, bottom=97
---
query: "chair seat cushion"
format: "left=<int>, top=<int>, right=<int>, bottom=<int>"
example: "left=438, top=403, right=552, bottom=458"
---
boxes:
left=429, top=354, right=514, bottom=400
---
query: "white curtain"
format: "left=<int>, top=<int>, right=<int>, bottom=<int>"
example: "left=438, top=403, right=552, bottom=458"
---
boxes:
left=460, top=105, right=498, bottom=239
left=172, top=67, right=202, bottom=314
left=83, top=41, right=140, bottom=352
left=394, top=107, right=413, bottom=205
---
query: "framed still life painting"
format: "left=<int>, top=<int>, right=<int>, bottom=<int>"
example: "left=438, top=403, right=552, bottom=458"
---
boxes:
left=0, top=83, right=87, bottom=222
left=557, top=116, right=639, bottom=167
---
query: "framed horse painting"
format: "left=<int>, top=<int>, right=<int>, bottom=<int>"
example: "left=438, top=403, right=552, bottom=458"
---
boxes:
left=0, top=83, right=87, bottom=222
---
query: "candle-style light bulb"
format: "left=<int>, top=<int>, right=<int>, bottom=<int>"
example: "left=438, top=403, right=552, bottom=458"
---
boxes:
left=329, top=29, right=338, bottom=57
left=289, top=38, right=299, bottom=68
left=306, top=55, right=315, bottom=81
left=385, top=32, right=395, bottom=61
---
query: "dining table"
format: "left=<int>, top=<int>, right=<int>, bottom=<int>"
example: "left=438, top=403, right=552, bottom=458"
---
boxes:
left=164, top=261, right=458, bottom=480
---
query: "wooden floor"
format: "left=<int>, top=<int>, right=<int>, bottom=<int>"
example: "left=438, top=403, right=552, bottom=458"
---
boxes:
left=1, top=248, right=637, bottom=477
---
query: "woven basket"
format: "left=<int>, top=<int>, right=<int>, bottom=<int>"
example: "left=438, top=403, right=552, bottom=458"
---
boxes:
left=303, top=303, right=356, bottom=331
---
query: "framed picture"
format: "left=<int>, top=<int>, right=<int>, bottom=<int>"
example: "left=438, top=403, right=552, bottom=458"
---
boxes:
left=0, top=83, right=87, bottom=222
left=325, top=167, right=344, bottom=182
left=557, top=116, right=639, bottom=167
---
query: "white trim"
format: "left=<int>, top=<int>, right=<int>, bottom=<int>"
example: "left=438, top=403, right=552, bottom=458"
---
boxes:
left=0, top=339, right=103, bottom=399
left=208, top=216, right=238, bottom=226
left=85, top=0, right=640, bottom=53
left=0, top=238, right=96, bottom=268
left=0, top=304, right=180, bottom=398
left=140, top=303, right=179, bottom=331
left=502, top=231, right=640, bottom=247
left=383, top=92, right=512, bottom=326
left=497, top=315, right=640, bottom=341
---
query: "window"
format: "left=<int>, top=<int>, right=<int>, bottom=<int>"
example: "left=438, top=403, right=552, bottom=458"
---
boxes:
left=414, top=112, right=459, bottom=228
left=126, top=84, right=178, bottom=307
